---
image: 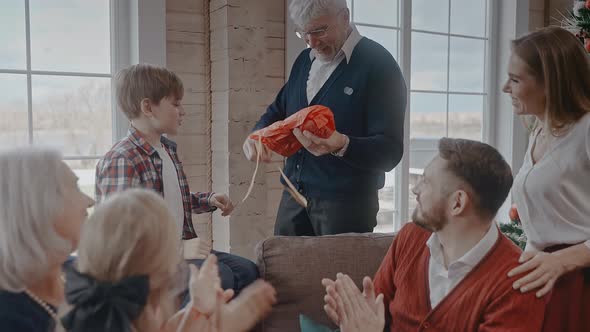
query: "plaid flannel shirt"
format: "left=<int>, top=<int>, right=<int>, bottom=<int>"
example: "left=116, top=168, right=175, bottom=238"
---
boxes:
left=95, top=126, right=215, bottom=239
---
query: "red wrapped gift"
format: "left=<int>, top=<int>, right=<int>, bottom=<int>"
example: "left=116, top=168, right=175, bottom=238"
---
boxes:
left=249, top=105, right=335, bottom=157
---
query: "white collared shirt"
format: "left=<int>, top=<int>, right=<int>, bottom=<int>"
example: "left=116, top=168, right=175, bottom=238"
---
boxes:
left=306, top=24, right=363, bottom=104
left=426, top=224, right=498, bottom=308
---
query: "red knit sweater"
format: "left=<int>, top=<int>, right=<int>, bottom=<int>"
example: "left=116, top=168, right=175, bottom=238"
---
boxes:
left=374, top=223, right=547, bottom=332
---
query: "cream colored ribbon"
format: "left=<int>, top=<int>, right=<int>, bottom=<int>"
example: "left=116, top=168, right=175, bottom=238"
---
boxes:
left=239, top=133, right=307, bottom=208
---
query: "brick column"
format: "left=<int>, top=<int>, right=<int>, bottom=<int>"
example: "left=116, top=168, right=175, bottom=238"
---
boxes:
left=166, top=0, right=214, bottom=241
left=210, top=0, right=285, bottom=259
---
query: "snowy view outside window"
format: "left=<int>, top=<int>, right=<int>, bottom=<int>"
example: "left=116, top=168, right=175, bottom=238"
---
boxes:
left=0, top=0, right=113, bottom=204
left=346, top=0, right=489, bottom=232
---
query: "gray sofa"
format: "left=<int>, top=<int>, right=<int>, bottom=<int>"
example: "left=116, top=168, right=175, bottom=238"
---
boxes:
left=254, top=232, right=395, bottom=332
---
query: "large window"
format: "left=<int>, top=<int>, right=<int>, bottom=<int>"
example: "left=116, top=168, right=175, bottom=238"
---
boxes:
left=346, top=0, right=492, bottom=232
left=0, top=0, right=115, bottom=198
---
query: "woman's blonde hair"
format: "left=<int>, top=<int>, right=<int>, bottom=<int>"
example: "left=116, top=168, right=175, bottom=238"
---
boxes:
left=512, top=26, right=590, bottom=133
left=75, top=189, right=183, bottom=331
left=0, top=147, right=72, bottom=291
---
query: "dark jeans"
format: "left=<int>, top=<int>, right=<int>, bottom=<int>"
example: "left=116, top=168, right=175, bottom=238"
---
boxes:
left=274, top=190, right=379, bottom=236
left=182, top=250, right=259, bottom=306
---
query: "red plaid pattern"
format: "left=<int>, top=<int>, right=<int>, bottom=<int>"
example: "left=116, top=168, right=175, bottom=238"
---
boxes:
left=95, top=126, right=215, bottom=239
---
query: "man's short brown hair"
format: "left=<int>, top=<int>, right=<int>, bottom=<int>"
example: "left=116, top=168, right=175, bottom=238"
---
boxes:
left=115, top=64, right=184, bottom=120
left=438, top=138, right=513, bottom=219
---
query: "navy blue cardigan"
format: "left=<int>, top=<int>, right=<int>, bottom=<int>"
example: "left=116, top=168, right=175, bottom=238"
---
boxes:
left=254, top=37, right=407, bottom=198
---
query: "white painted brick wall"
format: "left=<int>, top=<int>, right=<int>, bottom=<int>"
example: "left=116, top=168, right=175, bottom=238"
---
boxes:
left=167, top=0, right=285, bottom=259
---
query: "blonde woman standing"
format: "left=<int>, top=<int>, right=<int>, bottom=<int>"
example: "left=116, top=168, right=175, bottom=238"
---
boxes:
left=0, top=148, right=95, bottom=331
left=503, top=27, right=590, bottom=331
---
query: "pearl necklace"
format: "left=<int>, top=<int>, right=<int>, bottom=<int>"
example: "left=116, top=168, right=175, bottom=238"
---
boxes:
left=24, top=289, right=61, bottom=326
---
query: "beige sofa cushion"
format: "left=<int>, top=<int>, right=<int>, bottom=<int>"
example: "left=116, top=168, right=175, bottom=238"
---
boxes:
left=255, top=232, right=395, bottom=332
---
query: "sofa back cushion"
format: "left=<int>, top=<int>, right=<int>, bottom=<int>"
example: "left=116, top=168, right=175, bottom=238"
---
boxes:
left=255, top=232, right=395, bottom=332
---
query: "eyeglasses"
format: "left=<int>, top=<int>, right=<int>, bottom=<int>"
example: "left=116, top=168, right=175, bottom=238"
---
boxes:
left=295, top=25, right=330, bottom=40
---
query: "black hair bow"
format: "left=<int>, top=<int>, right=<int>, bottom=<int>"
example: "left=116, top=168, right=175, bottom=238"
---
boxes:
left=61, top=264, right=150, bottom=332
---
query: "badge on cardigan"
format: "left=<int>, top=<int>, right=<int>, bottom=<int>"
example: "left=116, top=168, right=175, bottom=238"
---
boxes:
left=343, top=87, right=354, bottom=95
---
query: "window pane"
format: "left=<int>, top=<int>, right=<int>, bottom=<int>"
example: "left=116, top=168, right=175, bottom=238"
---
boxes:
left=0, top=74, right=28, bottom=148
left=449, top=37, right=485, bottom=93
left=32, top=75, right=112, bottom=156
left=412, top=0, right=449, bottom=33
left=376, top=170, right=396, bottom=233
left=63, top=159, right=98, bottom=212
left=411, top=32, right=448, bottom=91
left=408, top=167, right=421, bottom=224
left=0, top=1, right=27, bottom=70
left=451, top=0, right=487, bottom=37
left=410, top=92, right=447, bottom=138
left=357, top=26, right=398, bottom=59
left=30, top=0, right=110, bottom=73
left=410, top=158, right=424, bottom=222
left=407, top=137, right=439, bottom=221
left=448, top=94, right=483, bottom=141
left=354, top=0, right=398, bottom=28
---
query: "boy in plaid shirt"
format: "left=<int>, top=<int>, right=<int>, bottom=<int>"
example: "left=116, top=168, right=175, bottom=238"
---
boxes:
left=96, top=63, right=258, bottom=295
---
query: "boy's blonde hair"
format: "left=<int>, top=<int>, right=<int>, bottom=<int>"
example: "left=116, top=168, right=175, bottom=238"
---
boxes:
left=116, top=63, right=184, bottom=120
left=512, top=27, right=590, bottom=133
left=75, top=189, right=184, bottom=330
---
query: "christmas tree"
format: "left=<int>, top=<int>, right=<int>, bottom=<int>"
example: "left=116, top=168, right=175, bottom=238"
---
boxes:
left=498, top=204, right=527, bottom=250
left=499, top=222, right=526, bottom=250
left=564, top=0, right=590, bottom=52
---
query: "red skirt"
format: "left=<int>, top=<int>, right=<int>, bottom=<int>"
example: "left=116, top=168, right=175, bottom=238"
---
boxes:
left=541, top=244, right=590, bottom=332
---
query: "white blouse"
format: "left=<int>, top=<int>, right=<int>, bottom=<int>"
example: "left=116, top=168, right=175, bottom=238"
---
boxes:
left=512, top=113, right=590, bottom=251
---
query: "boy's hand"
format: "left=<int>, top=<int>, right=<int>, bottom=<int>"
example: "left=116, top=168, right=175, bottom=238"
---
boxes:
left=210, top=193, right=234, bottom=216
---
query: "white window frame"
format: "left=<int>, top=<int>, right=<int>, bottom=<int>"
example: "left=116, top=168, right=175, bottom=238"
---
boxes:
left=396, top=0, right=496, bottom=228
left=112, top=0, right=167, bottom=140
left=111, top=0, right=133, bottom=142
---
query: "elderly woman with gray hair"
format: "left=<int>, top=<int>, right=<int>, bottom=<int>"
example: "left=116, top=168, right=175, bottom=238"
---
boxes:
left=0, top=148, right=94, bottom=331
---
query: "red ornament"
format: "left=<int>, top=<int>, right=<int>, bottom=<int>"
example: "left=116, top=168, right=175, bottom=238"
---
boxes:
left=585, top=38, right=590, bottom=52
left=509, top=203, right=520, bottom=224
left=586, top=0, right=590, bottom=10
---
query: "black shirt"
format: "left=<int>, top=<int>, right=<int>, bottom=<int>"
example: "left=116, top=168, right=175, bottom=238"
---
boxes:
left=0, top=290, right=56, bottom=332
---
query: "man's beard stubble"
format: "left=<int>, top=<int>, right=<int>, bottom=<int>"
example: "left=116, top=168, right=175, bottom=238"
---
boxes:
left=412, top=204, right=448, bottom=232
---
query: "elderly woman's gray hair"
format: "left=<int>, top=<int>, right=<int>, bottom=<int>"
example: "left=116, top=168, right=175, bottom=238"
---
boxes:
left=0, top=147, right=72, bottom=291
left=289, top=0, right=348, bottom=28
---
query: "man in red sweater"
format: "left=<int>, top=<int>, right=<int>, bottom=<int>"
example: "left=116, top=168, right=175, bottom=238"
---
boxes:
left=323, top=138, right=547, bottom=331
